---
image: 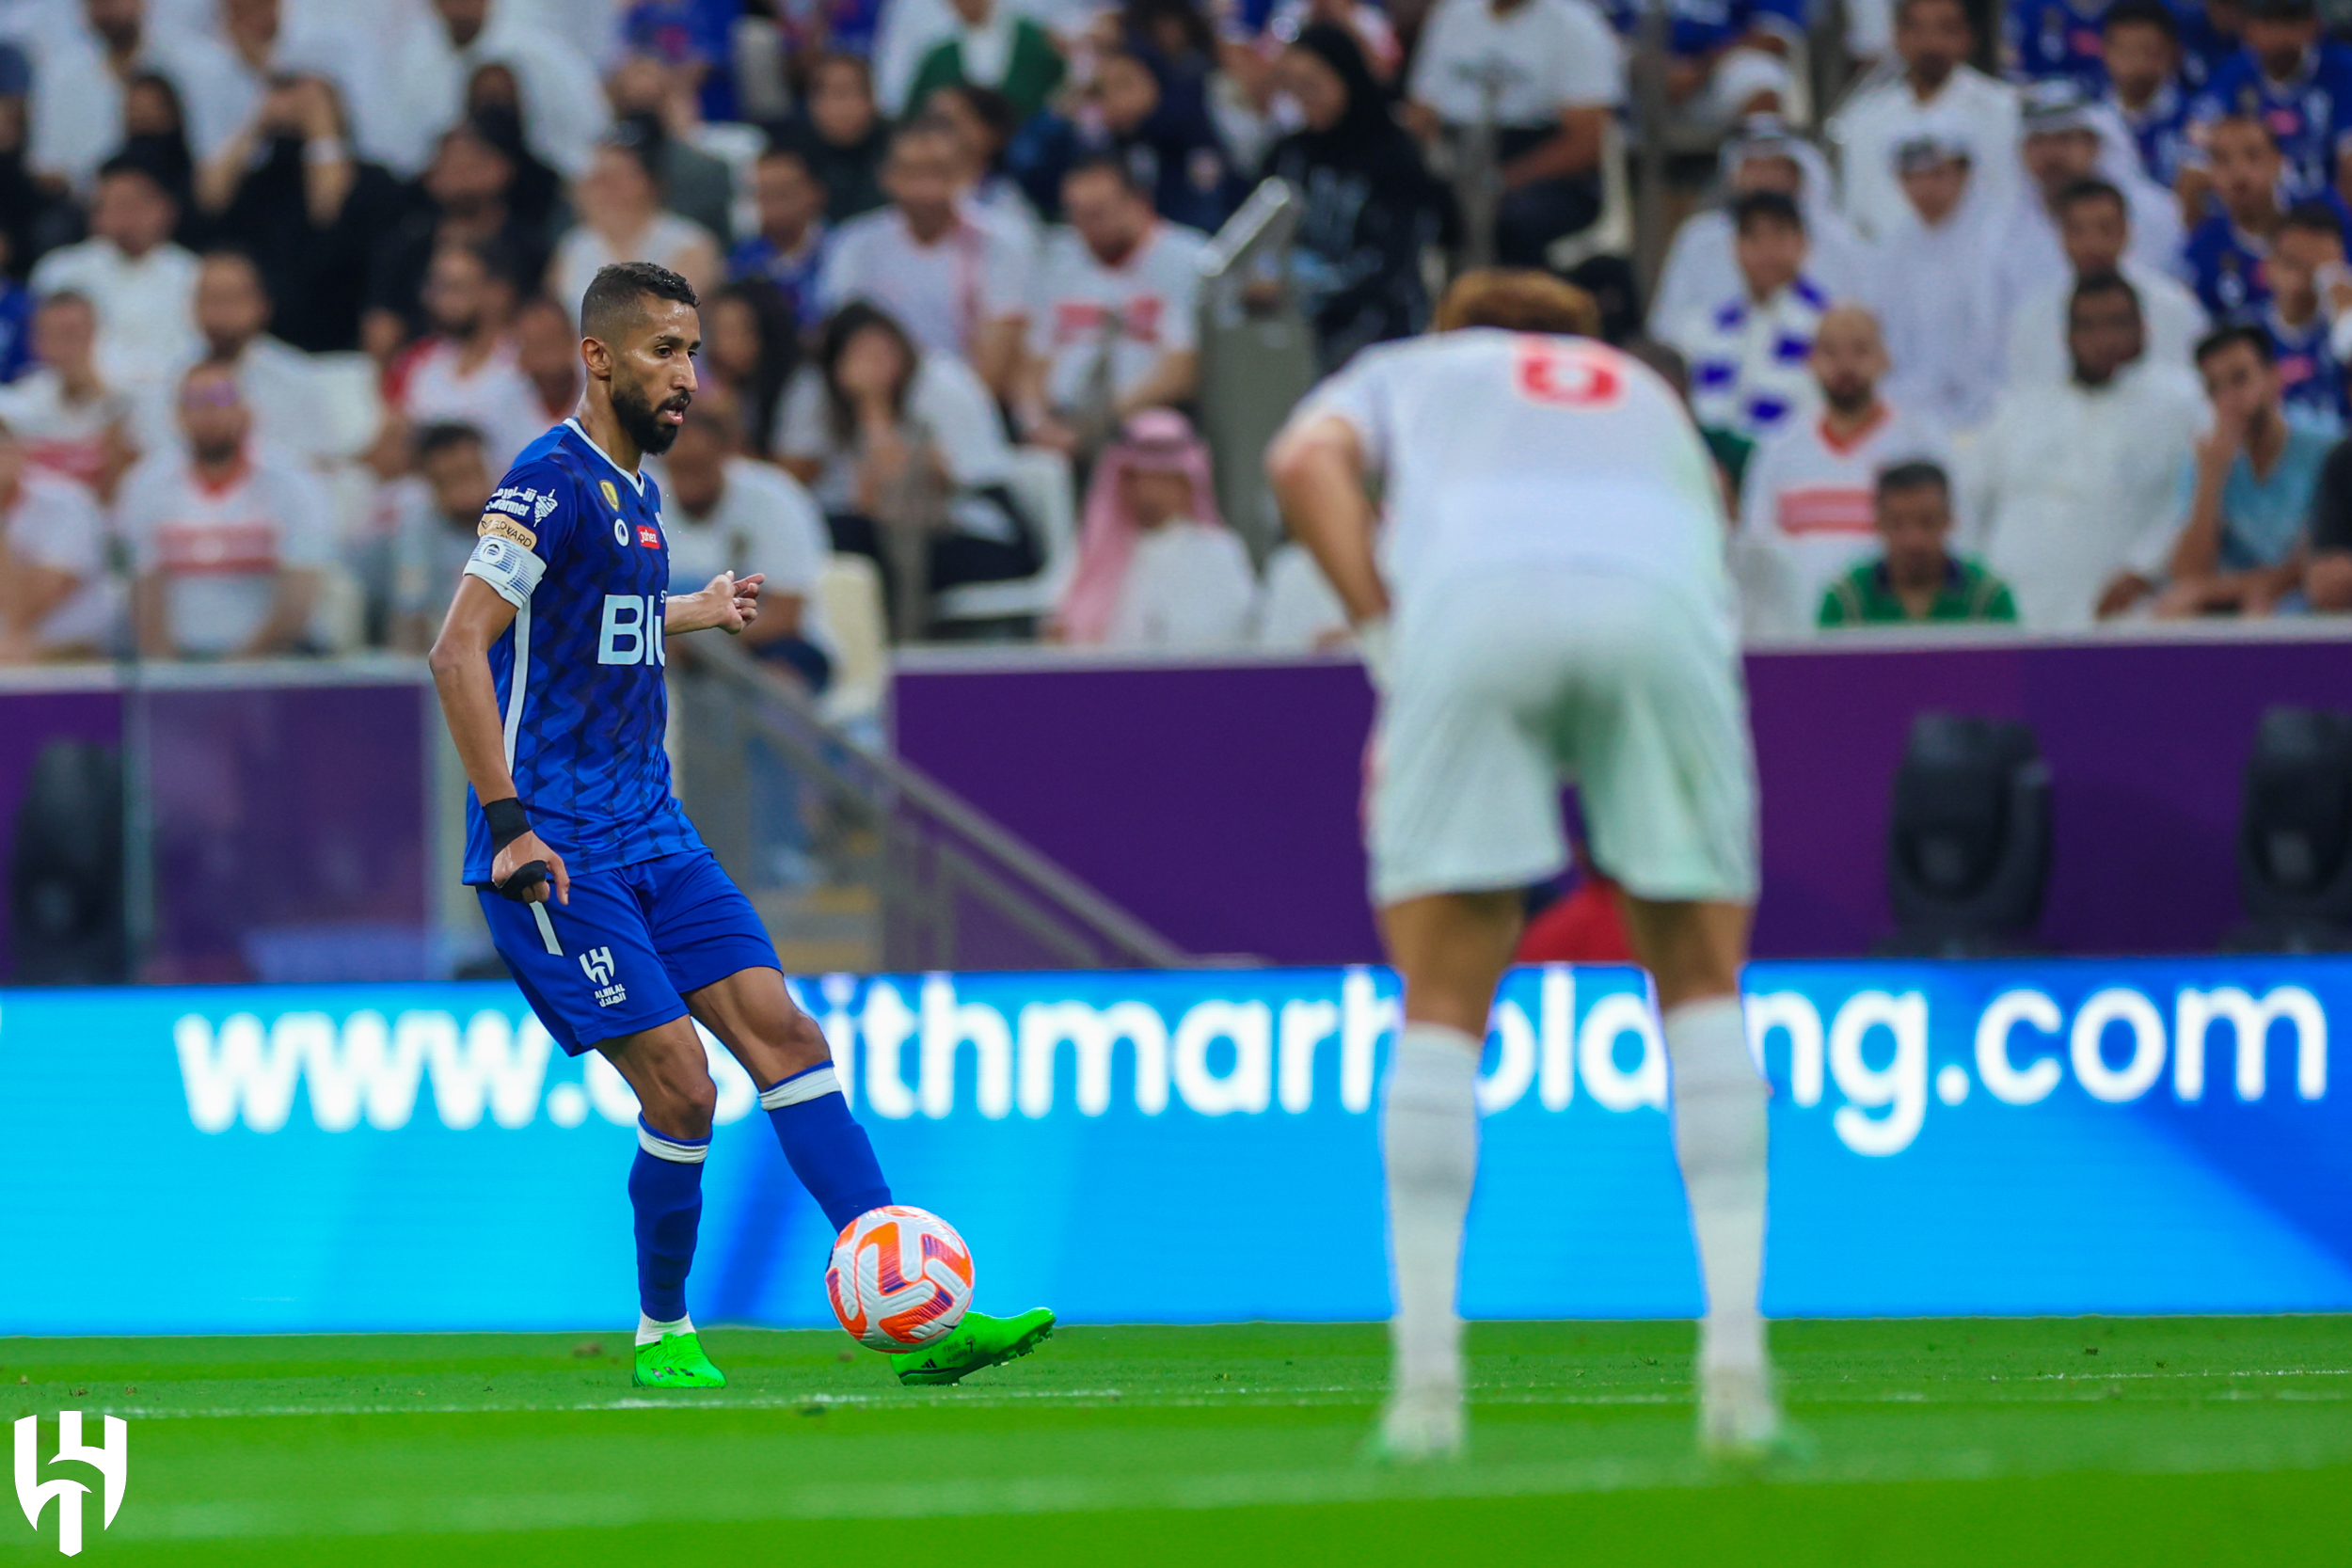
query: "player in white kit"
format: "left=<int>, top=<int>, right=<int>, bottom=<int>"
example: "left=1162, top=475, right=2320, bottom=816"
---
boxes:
left=1267, top=272, right=1780, bottom=1461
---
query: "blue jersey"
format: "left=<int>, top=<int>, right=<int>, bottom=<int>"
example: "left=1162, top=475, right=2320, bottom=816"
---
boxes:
left=2185, top=211, right=2271, bottom=317
left=2262, top=305, right=2348, bottom=432
left=459, top=419, right=703, bottom=882
left=2185, top=192, right=2352, bottom=317
left=2111, top=82, right=2195, bottom=188
left=0, top=281, right=31, bottom=384
left=2193, top=43, right=2352, bottom=201
left=2006, top=0, right=2107, bottom=94
left=2174, top=1, right=2237, bottom=90
left=1602, top=0, right=1802, bottom=56
left=727, top=225, right=831, bottom=332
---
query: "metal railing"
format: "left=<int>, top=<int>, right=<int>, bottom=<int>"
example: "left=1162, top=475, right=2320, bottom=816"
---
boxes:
left=1197, top=178, right=1320, bottom=563
left=672, top=635, right=1192, bottom=973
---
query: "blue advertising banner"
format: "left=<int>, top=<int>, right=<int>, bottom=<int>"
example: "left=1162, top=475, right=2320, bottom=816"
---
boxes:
left=3, top=959, right=2347, bottom=1335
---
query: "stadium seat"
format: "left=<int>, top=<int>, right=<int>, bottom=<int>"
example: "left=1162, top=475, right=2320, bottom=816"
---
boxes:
left=930, top=446, right=1078, bottom=632
left=1545, top=119, right=1633, bottom=276
left=1882, top=713, right=2050, bottom=955
left=690, top=121, right=769, bottom=244
left=307, top=353, right=386, bottom=460
left=818, top=551, right=890, bottom=724
left=2233, top=706, right=2352, bottom=951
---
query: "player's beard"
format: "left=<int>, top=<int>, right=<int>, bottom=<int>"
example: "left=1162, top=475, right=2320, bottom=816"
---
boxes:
left=613, top=377, right=689, bottom=456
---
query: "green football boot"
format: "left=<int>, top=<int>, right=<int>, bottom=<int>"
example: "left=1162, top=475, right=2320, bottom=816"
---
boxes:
left=632, top=1331, right=727, bottom=1389
left=889, top=1307, right=1057, bottom=1386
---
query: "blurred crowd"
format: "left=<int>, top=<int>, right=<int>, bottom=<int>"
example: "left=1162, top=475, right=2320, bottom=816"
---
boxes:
left=8, top=0, right=2352, bottom=686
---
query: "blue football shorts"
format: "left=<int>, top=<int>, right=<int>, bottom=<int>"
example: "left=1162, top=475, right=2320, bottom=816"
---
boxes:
left=478, top=847, right=780, bottom=1055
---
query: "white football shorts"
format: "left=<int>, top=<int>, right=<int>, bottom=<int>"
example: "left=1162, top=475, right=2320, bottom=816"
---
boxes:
left=1367, top=563, right=1759, bottom=908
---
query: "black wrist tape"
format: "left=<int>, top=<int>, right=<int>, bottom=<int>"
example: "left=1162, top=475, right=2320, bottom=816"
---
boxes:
left=483, top=797, right=532, bottom=852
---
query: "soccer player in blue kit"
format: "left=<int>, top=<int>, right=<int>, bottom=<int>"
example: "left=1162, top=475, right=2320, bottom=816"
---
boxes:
left=429, top=261, right=1055, bottom=1389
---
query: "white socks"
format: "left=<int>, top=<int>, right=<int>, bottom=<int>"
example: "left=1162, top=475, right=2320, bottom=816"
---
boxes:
left=1662, top=995, right=1770, bottom=1373
left=636, top=1311, right=694, bottom=1347
left=1382, top=1022, right=1481, bottom=1398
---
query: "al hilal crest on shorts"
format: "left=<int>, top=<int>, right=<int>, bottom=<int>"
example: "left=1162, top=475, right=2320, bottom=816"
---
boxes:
left=459, top=419, right=706, bottom=882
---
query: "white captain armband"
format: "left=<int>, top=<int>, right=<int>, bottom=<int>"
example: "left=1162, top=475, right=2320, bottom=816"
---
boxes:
left=463, top=532, right=546, bottom=609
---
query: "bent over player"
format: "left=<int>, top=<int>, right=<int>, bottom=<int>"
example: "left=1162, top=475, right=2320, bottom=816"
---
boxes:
left=429, top=261, right=1054, bottom=1388
left=1267, top=271, right=1778, bottom=1460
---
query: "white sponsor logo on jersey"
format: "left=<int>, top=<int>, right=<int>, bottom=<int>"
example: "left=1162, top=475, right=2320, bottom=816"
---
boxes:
left=596, top=594, right=667, bottom=667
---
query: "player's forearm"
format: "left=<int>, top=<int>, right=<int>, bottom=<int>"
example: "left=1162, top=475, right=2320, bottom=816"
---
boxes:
left=428, top=583, right=525, bottom=807
left=428, top=638, right=521, bottom=806
left=1267, top=434, right=1389, bottom=625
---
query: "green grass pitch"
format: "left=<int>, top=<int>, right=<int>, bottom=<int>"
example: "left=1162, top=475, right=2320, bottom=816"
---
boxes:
left=4, top=1317, right=2347, bottom=1566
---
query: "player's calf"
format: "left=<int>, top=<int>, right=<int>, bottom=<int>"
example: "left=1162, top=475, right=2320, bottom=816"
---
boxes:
left=687, top=969, right=895, bottom=1233
left=600, top=1022, right=727, bottom=1384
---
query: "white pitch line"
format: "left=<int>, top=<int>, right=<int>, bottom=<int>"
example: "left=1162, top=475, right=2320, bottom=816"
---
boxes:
left=83, top=1369, right=2352, bottom=1424
left=108, top=1437, right=2352, bottom=1543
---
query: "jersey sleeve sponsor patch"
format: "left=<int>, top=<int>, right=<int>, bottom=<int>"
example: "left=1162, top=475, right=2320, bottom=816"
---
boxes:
left=463, top=532, right=548, bottom=609
left=479, top=512, right=539, bottom=549
left=484, top=483, right=559, bottom=525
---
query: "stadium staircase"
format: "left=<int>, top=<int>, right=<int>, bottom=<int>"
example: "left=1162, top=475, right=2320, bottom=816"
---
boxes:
left=669, top=636, right=1191, bottom=974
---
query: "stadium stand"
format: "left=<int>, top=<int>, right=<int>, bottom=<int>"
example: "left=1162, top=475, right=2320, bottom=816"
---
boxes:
left=5, top=0, right=2352, bottom=671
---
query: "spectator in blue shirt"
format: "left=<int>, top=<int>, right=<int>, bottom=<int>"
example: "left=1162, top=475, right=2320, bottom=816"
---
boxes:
left=2174, top=0, right=2245, bottom=90
left=728, top=143, right=832, bottom=332
left=2007, top=0, right=2108, bottom=94
left=2145, top=323, right=2331, bottom=614
left=2255, top=204, right=2350, bottom=431
left=1021, top=45, right=1242, bottom=233
left=1604, top=0, right=1804, bottom=132
left=2102, top=0, right=2195, bottom=188
left=2185, top=112, right=2293, bottom=317
left=2189, top=0, right=2352, bottom=207
left=0, top=231, right=30, bottom=384
left=623, top=0, right=745, bottom=124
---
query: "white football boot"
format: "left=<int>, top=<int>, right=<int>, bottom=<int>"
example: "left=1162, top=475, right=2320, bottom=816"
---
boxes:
left=1370, top=1380, right=1466, bottom=1463
left=1698, top=1356, right=1809, bottom=1465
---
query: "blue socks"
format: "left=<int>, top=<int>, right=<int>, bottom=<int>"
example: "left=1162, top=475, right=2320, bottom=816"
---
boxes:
left=622, top=1063, right=887, bottom=1327
left=760, top=1064, right=893, bottom=1230
left=628, top=1117, right=709, bottom=1323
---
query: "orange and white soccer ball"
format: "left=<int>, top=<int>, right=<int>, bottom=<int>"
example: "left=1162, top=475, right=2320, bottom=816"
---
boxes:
left=826, top=1205, right=976, bottom=1351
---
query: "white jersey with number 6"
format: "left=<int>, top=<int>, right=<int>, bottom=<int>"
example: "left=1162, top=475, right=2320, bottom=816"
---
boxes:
left=1294, top=327, right=1732, bottom=620
left=1285, top=327, right=1757, bottom=909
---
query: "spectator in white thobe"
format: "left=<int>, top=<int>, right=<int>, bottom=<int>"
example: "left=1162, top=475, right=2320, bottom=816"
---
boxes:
left=1966, top=272, right=2208, bottom=629
left=2002, top=177, right=2208, bottom=389
left=1828, top=0, right=2020, bottom=240
left=1986, top=81, right=2185, bottom=333
left=17, top=0, right=251, bottom=189
left=1858, top=128, right=2008, bottom=433
left=1651, top=117, right=1870, bottom=349
left=380, top=0, right=608, bottom=179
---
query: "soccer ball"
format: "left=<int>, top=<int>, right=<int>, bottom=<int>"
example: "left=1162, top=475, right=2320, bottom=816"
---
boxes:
left=826, top=1206, right=975, bottom=1351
